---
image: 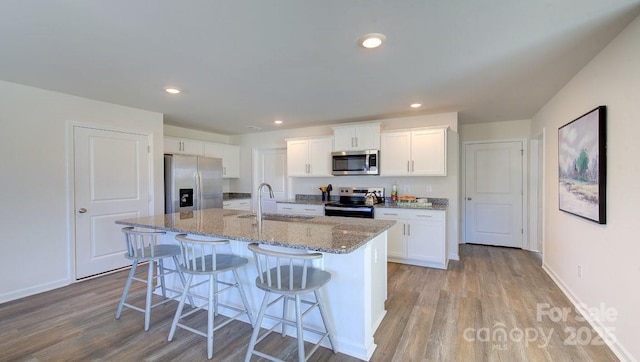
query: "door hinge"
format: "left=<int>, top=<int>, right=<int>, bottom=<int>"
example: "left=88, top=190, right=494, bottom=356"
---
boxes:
left=148, top=145, right=150, bottom=153
left=521, top=228, right=524, bottom=234
left=521, top=149, right=524, bottom=155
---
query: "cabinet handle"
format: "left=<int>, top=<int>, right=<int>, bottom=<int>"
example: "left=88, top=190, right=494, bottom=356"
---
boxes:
left=355, top=137, right=358, bottom=148
left=407, top=161, right=410, bottom=172
left=383, top=212, right=398, bottom=216
left=304, top=208, right=315, bottom=211
left=412, top=160, right=415, bottom=172
left=416, top=214, right=432, bottom=218
left=282, top=207, right=292, bottom=210
left=403, top=224, right=406, bottom=236
left=407, top=224, right=411, bottom=236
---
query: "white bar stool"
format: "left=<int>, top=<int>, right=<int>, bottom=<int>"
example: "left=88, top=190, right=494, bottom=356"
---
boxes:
left=168, top=234, right=254, bottom=359
left=115, top=227, right=191, bottom=331
left=245, top=243, right=336, bottom=362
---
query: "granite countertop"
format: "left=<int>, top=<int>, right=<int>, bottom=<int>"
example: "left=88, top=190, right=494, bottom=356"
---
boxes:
left=277, top=198, right=448, bottom=211
left=116, top=208, right=395, bottom=254
left=375, top=202, right=448, bottom=211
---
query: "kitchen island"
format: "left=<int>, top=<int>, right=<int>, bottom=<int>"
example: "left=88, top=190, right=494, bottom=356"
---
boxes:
left=116, top=208, right=394, bottom=361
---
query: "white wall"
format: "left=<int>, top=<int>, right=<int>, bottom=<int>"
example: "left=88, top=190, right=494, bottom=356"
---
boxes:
left=0, top=80, right=164, bottom=303
left=531, top=14, right=640, bottom=361
left=233, top=113, right=461, bottom=260
left=459, top=119, right=531, bottom=142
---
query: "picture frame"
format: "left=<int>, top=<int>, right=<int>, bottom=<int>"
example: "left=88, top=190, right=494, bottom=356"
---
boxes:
left=558, top=105, right=607, bottom=224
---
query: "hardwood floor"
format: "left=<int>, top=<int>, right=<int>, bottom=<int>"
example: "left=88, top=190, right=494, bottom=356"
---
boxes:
left=0, top=244, right=618, bottom=361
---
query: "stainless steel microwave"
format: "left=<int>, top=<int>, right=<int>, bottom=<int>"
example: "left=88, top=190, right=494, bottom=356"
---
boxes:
left=331, top=150, right=379, bottom=176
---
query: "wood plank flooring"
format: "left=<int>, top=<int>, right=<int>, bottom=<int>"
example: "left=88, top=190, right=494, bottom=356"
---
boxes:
left=0, top=244, right=618, bottom=361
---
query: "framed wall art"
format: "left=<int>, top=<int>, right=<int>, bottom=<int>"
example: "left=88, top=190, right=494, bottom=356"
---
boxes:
left=558, top=105, right=607, bottom=224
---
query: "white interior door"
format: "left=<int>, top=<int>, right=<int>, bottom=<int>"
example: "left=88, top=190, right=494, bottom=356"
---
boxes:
left=74, top=126, right=151, bottom=278
left=465, top=141, right=523, bottom=248
left=256, top=148, right=287, bottom=212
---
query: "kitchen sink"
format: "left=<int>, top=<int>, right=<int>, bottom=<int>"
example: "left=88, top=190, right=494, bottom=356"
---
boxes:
left=237, top=213, right=314, bottom=222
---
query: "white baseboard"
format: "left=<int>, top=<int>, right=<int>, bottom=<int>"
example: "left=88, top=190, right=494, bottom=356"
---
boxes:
left=0, top=277, right=71, bottom=304
left=542, top=263, right=635, bottom=362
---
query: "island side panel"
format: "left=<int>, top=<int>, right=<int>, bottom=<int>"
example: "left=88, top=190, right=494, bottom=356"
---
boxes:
left=323, top=231, right=388, bottom=360
left=154, top=231, right=388, bottom=361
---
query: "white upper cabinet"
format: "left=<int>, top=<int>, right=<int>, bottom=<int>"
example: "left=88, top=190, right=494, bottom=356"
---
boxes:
left=380, top=126, right=447, bottom=176
left=332, top=123, right=380, bottom=151
left=164, top=136, right=204, bottom=156
left=286, top=137, right=333, bottom=177
left=204, top=142, right=240, bottom=178
left=164, top=136, right=240, bottom=178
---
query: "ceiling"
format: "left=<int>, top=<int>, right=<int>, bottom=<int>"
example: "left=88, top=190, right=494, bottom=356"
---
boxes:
left=1, top=1, right=639, bottom=135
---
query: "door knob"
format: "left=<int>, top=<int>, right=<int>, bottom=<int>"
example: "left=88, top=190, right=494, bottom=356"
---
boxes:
left=467, top=197, right=472, bottom=201
left=78, top=208, right=87, bottom=213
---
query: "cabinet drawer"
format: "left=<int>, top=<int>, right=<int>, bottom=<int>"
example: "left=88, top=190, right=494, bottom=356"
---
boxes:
left=276, top=203, right=324, bottom=215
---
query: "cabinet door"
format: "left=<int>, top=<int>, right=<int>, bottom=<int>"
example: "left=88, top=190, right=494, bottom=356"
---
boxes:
left=333, top=127, right=355, bottom=151
left=380, top=131, right=411, bottom=176
left=276, top=203, right=323, bottom=215
left=204, top=142, right=224, bottom=158
left=182, top=139, right=205, bottom=156
left=223, top=199, right=251, bottom=210
left=406, top=218, right=445, bottom=263
left=222, top=144, right=240, bottom=178
left=164, top=137, right=205, bottom=155
left=375, top=210, right=408, bottom=259
left=164, top=137, right=204, bottom=155
left=308, top=137, right=333, bottom=176
left=386, top=221, right=406, bottom=259
left=411, top=128, right=446, bottom=176
left=287, top=140, right=310, bottom=176
left=164, top=137, right=183, bottom=154
left=354, top=124, right=380, bottom=150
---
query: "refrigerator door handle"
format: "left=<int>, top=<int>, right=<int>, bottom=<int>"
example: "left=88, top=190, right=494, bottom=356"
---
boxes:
left=195, top=171, right=201, bottom=210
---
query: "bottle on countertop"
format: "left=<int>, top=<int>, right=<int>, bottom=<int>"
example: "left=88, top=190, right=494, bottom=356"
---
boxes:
left=391, top=183, right=398, bottom=201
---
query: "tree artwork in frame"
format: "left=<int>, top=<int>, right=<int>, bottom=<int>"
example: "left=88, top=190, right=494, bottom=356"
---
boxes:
left=558, top=105, right=607, bottom=224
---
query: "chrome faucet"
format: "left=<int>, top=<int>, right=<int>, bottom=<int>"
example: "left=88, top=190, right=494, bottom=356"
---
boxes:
left=257, top=182, right=274, bottom=229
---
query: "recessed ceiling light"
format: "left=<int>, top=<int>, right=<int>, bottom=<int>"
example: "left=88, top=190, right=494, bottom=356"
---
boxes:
left=274, top=120, right=283, bottom=125
left=410, top=103, right=422, bottom=108
left=359, top=33, right=386, bottom=49
left=164, top=87, right=181, bottom=94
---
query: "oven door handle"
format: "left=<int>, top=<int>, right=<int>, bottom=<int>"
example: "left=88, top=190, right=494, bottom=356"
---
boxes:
left=325, top=206, right=373, bottom=212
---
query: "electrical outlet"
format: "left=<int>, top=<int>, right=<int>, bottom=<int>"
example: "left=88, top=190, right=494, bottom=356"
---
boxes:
left=578, top=264, right=582, bottom=279
left=426, top=184, right=433, bottom=193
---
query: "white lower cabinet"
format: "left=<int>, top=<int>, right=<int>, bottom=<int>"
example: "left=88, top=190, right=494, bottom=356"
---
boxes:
left=276, top=203, right=324, bottom=216
left=223, top=198, right=251, bottom=211
left=375, top=208, right=447, bottom=269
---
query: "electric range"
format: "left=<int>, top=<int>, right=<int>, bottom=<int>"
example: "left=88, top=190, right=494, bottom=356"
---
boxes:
left=324, top=187, right=385, bottom=218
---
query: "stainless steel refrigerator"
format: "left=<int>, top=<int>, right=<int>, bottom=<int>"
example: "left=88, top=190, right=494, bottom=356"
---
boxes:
left=164, top=154, right=223, bottom=213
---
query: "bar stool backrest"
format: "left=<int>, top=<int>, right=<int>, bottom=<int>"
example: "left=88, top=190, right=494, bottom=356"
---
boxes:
left=121, top=227, right=166, bottom=259
left=248, top=243, right=326, bottom=292
left=175, top=234, right=230, bottom=273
